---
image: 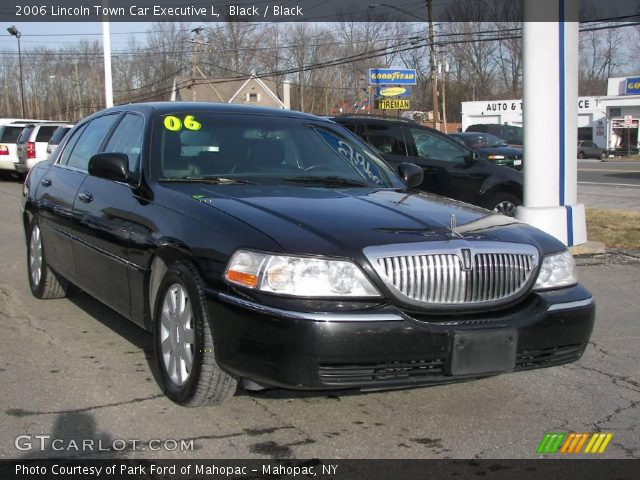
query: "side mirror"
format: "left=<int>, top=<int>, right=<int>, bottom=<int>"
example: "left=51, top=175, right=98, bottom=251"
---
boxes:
left=397, top=162, right=423, bottom=188
left=88, top=153, right=131, bottom=183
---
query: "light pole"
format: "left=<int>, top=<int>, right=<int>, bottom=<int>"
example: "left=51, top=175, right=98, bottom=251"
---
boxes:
left=7, top=25, right=26, bottom=118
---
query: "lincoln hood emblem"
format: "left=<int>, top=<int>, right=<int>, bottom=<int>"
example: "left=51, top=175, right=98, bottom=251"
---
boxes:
left=460, top=248, right=473, bottom=271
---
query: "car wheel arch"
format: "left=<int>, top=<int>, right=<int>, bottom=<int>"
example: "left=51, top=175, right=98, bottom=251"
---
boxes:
left=481, top=183, right=522, bottom=206
left=146, top=246, right=197, bottom=331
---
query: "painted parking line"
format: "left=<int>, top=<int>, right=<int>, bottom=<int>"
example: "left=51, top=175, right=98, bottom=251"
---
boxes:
left=578, top=181, right=640, bottom=188
left=578, top=168, right=640, bottom=173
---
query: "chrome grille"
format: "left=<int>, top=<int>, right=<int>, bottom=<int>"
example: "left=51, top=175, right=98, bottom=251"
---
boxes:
left=364, top=242, right=539, bottom=307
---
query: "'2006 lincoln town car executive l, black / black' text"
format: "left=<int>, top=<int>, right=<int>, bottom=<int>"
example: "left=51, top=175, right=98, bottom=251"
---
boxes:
left=21, top=103, right=595, bottom=406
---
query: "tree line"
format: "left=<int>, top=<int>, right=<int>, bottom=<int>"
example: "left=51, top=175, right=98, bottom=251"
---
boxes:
left=0, top=17, right=635, bottom=122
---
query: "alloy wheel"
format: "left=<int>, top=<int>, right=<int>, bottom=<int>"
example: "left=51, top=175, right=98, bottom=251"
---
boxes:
left=29, top=225, right=43, bottom=287
left=493, top=200, right=517, bottom=217
left=160, top=283, right=196, bottom=386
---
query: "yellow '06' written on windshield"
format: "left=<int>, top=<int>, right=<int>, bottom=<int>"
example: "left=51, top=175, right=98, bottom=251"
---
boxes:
left=163, top=115, right=202, bottom=131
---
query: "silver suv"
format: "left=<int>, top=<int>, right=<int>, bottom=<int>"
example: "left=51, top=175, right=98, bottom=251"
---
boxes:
left=14, top=122, right=69, bottom=174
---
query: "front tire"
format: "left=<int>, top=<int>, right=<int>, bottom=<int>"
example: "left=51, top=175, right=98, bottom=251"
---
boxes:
left=27, top=217, right=68, bottom=299
left=577, top=151, right=584, bottom=159
left=487, top=192, right=521, bottom=217
left=153, top=261, right=237, bottom=406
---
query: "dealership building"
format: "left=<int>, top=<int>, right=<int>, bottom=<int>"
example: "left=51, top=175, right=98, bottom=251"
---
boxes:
left=461, top=76, right=640, bottom=152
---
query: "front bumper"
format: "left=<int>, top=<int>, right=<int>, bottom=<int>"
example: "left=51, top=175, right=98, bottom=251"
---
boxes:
left=208, top=285, right=595, bottom=390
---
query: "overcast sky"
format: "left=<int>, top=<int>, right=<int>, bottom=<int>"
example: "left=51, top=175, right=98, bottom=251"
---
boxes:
left=1, top=22, right=160, bottom=50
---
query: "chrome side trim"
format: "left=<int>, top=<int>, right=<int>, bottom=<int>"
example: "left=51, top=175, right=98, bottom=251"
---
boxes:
left=547, top=297, right=594, bottom=312
left=217, top=292, right=403, bottom=322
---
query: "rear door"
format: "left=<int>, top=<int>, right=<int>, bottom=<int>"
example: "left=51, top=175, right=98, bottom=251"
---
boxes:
left=36, top=124, right=89, bottom=282
left=405, top=126, right=484, bottom=204
left=71, top=113, right=144, bottom=319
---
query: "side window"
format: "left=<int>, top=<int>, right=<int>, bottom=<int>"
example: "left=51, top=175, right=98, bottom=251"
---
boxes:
left=410, top=128, right=467, bottom=163
left=59, top=124, right=88, bottom=165
left=66, top=115, right=118, bottom=170
left=364, top=124, right=407, bottom=155
left=103, top=114, right=144, bottom=172
left=35, top=126, right=57, bottom=142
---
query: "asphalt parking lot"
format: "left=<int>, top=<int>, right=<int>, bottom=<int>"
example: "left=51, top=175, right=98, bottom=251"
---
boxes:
left=0, top=179, right=638, bottom=460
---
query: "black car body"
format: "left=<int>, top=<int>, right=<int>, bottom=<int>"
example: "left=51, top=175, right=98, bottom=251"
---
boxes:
left=331, top=115, right=524, bottom=216
left=449, top=132, right=523, bottom=170
left=466, top=123, right=524, bottom=147
left=22, top=103, right=595, bottom=406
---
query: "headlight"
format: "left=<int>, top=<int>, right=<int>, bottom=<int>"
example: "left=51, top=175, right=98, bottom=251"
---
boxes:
left=224, top=250, right=380, bottom=297
left=533, top=251, right=577, bottom=290
left=487, top=154, right=505, bottom=160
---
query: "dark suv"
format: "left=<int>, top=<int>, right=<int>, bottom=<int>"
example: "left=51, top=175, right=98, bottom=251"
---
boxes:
left=332, top=115, right=523, bottom=216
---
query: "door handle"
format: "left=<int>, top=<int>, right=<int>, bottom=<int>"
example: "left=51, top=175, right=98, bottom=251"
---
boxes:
left=41, top=178, right=52, bottom=187
left=78, top=191, right=93, bottom=203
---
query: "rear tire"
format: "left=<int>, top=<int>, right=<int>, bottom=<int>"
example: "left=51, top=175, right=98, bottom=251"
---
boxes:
left=599, top=152, right=607, bottom=160
left=153, top=261, right=237, bottom=406
left=487, top=192, right=521, bottom=217
left=577, top=151, right=584, bottom=159
left=27, top=217, right=68, bottom=299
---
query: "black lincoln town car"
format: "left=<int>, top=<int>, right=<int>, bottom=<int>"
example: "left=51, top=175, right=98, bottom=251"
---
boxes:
left=21, top=103, right=595, bottom=406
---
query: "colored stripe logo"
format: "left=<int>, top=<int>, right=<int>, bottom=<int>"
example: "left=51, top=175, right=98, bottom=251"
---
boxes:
left=537, top=433, right=612, bottom=454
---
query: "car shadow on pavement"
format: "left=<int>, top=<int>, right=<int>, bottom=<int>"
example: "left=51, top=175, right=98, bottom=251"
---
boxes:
left=64, top=286, right=162, bottom=390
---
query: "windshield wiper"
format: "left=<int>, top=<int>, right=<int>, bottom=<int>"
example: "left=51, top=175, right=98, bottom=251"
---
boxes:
left=158, top=176, right=257, bottom=185
left=283, top=176, right=371, bottom=187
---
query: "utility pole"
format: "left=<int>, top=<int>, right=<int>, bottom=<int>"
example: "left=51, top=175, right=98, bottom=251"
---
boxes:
left=102, top=0, right=113, bottom=108
left=74, top=60, right=82, bottom=120
left=191, top=27, right=203, bottom=102
left=427, top=0, right=439, bottom=130
left=7, top=26, right=25, bottom=117
left=439, top=53, right=449, bottom=133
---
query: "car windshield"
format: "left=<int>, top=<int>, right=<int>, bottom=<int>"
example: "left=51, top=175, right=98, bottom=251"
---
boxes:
left=154, top=113, right=404, bottom=188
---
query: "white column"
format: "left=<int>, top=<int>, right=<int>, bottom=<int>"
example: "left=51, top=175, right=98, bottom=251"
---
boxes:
left=516, top=0, right=586, bottom=246
left=102, top=6, right=114, bottom=108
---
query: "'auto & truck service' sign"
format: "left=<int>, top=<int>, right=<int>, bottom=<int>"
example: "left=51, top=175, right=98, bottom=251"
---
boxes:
left=369, top=69, right=417, bottom=85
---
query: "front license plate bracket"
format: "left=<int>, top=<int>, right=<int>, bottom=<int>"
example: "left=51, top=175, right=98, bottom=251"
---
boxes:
left=447, top=330, right=517, bottom=376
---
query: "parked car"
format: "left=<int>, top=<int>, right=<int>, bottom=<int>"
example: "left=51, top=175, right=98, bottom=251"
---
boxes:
left=0, top=122, right=30, bottom=175
left=46, top=124, right=75, bottom=157
left=449, top=132, right=523, bottom=170
left=577, top=140, right=608, bottom=160
left=466, top=123, right=523, bottom=147
left=14, top=121, right=69, bottom=174
left=331, top=115, right=523, bottom=216
left=22, top=102, right=595, bottom=406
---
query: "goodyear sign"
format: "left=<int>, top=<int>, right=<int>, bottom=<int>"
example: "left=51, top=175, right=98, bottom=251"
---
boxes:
left=625, top=77, right=640, bottom=95
left=369, top=68, right=417, bottom=85
left=375, top=86, right=411, bottom=98
left=377, top=99, right=410, bottom=110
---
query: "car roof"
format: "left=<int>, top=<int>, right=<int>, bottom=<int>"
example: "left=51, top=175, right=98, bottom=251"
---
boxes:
left=331, top=114, right=418, bottom=125
left=93, top=102, right=326, bottom=123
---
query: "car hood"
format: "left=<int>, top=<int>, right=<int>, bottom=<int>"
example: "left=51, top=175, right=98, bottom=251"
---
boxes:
left=164, top=184, right=562, bottom=257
